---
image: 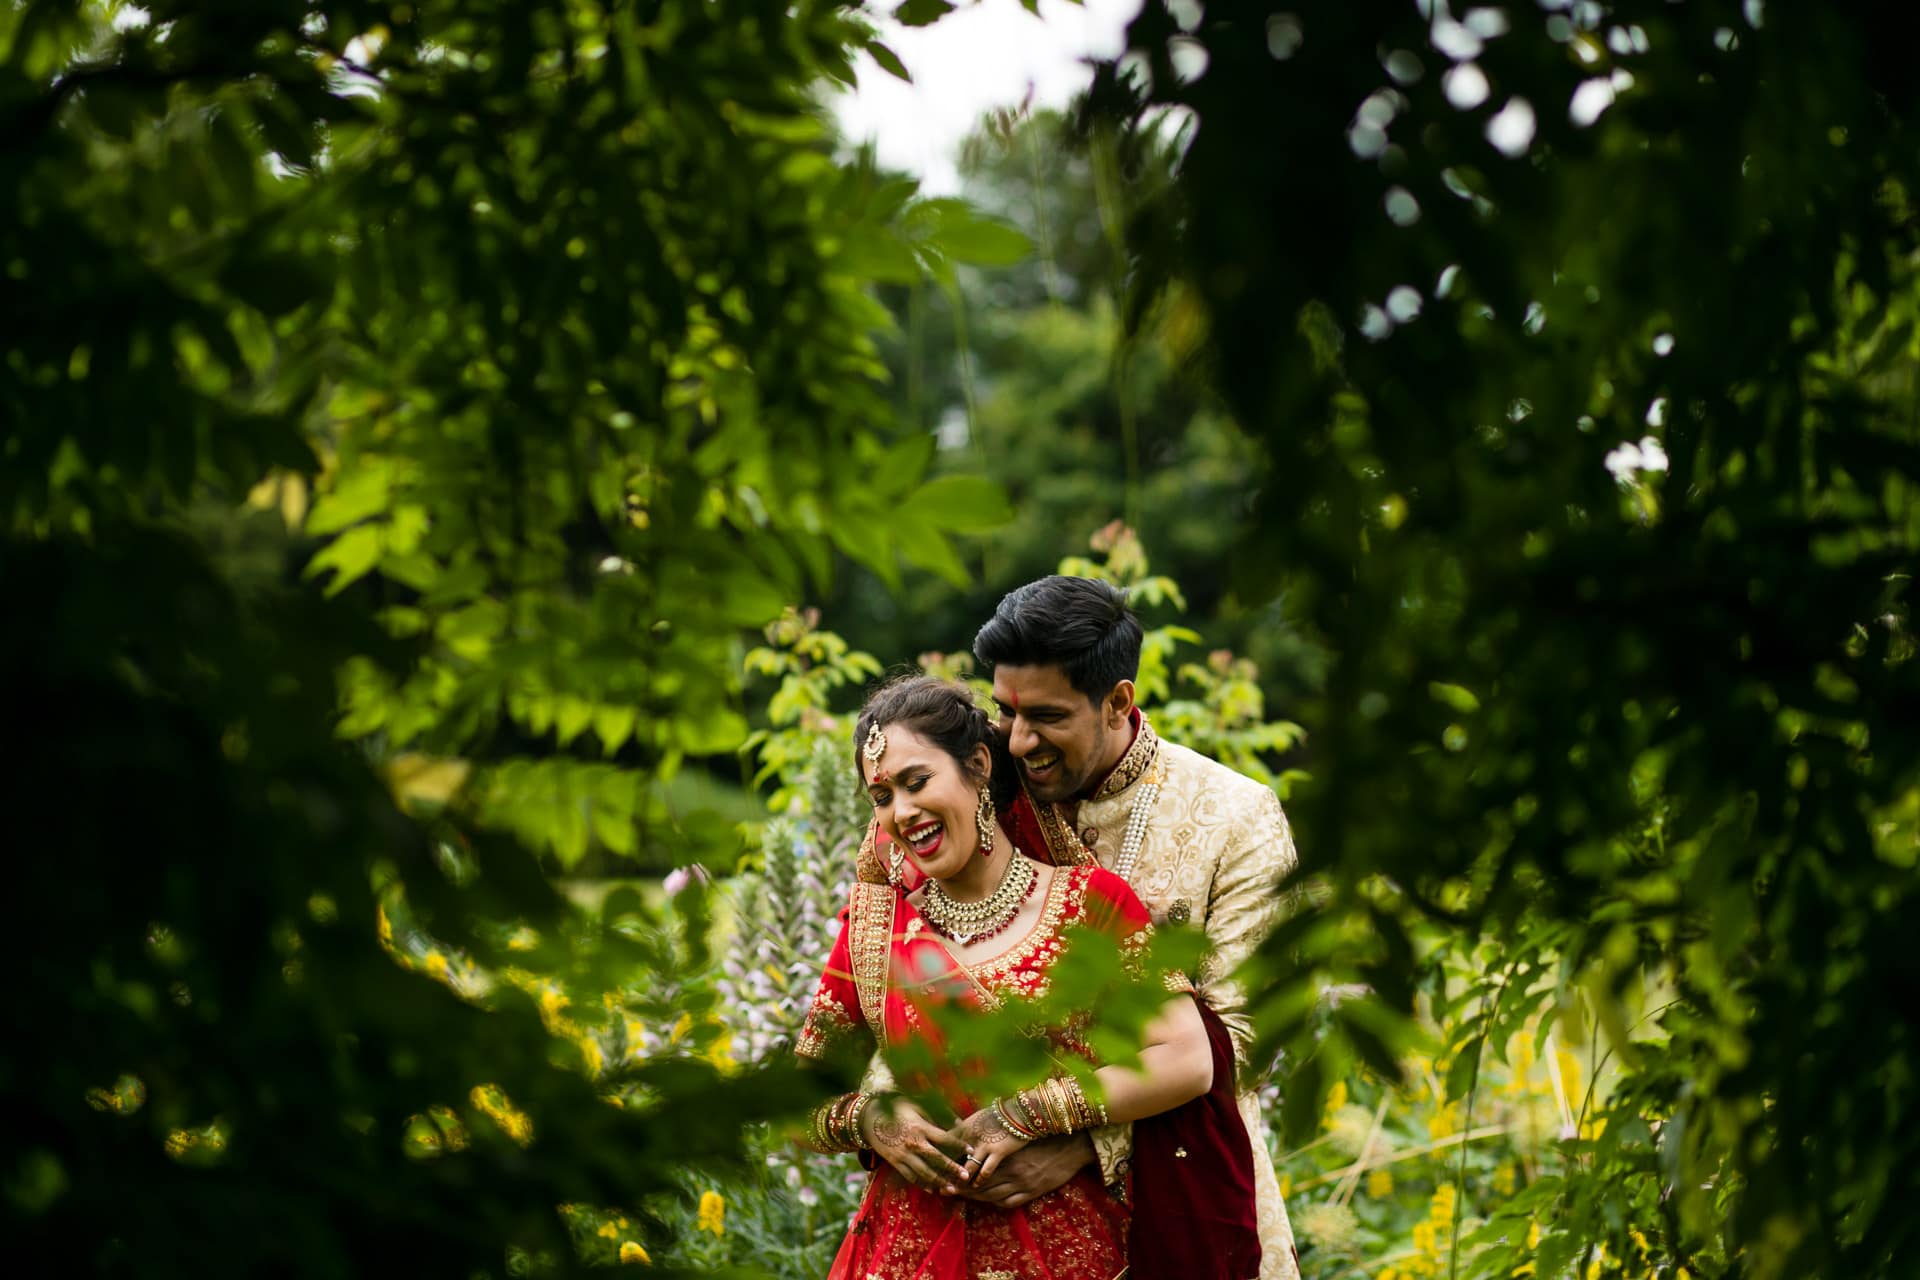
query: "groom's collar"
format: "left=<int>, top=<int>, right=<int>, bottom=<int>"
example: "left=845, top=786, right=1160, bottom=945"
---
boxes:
left=1073, top=707, right=1157, bottom=803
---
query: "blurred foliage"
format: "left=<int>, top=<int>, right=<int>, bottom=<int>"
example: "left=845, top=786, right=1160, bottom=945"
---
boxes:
left=18, top=0, right=1920, bottom=1276
left=1088, top=0, right=1920, bottom=1275
left=826, top=106, right=1328, bottom=707
left=2, top=0, right=1024, bottom=1272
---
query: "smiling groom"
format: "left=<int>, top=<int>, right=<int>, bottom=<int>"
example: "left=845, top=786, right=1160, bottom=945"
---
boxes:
left=972, top=575, right=1300, bottom=1280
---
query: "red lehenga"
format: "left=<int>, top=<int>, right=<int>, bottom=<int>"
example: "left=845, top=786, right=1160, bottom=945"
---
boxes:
left=796, top=863, right=1146, bottom=1280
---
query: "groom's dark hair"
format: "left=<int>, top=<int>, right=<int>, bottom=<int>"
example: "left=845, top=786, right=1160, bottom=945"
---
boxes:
left=973, top=575, right=1142, bottom=703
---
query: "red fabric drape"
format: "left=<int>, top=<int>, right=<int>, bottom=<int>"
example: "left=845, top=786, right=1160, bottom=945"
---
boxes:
left=1129, top=1001, right=1263, bottom=1279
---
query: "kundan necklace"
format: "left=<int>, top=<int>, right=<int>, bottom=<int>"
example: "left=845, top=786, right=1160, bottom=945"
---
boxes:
left=918, top=855, right=1037, bottom=946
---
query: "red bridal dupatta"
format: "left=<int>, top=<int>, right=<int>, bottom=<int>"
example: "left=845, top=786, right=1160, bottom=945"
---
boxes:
left=797, top=865, right=1139, bottom=1280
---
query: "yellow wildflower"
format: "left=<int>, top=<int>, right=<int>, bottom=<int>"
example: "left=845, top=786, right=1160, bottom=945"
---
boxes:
left=570, top=1031, right=606, bottom=1077
left=423, top=951, right=450, bottom=979
left=703, top=1029, right=737, bottom=1073
left=377, top=904, right=393, bottom=944
left=164, top=1129, right=194, bottom=1158
left=1677, top=1270, right=1691, bottom=1280
left=619, top=1241, right=650, bottom=1264
left=1492, top=1161, right=1516, bottom=1195
left=1366, top=1167, right=1394, bottom=1198
left=538, top=985, right=571, bottom=1030
left=670, top=1011, right=694, bottom=1044
left=1555, top=1048, right=1584, bottom=1103
left=598, top=1222, right=619, bottom=1239
left=1430, top=1183, right=1457, bottom=1224
left=1429, top=1100, right=1461, bottom=1140
left=1277, top=1173, right=1293, bottom=1198
left=696, top=1189, right=725, bottom=1237
left=1322, top=1080, right=1349, bottom=1124
left=1630, top=1228, right=1651, bottom=1256
left=469, top=1084, right=534, bottom=1146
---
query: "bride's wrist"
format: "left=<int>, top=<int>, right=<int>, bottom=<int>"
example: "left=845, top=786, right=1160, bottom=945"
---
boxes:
left=997, top=1076, right=1108, bottom=1139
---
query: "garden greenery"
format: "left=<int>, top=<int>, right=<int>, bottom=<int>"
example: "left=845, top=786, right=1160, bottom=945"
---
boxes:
left=9, top=1, right=1920, bottom=1277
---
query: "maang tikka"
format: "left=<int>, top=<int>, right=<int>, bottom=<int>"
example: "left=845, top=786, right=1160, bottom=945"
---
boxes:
left=863, top=721, right=888, bottom=773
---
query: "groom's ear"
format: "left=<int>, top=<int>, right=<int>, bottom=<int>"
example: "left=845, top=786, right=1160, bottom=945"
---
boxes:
left=1102, top=679, right=1136, bottom=728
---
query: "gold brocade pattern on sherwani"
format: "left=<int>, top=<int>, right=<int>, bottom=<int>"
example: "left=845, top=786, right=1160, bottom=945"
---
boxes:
left=1027, top=733, right=1302, bottom=1280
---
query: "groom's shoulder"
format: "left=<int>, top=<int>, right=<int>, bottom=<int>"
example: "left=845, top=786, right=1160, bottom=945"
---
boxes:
left=1157, top=738, right=1281, bottom=817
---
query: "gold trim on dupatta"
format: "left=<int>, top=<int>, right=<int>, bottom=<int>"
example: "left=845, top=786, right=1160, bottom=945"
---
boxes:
left=846, top=881, right=897, bottom=1039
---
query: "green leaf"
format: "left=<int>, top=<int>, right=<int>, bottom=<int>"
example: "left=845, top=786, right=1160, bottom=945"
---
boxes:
left=896, top=515, right=970, bottom=587
left=304, top=526, right=383, bottom=595
left=893, top=0, right=954, bottom=27
left=307, top=463, right=392, bottom=535
left=911, top=473, right=1013, bottom=533
left=1445, top=1033, right=1485, bottom=1101
left=868, top=40, right=912, bottom=84
left=594, top=704, right=638, bottom=755
left=873, top=433, right=936, bottom=496
left=1429, top=681, right=1482, bottom=714
left=675, top=710, right=749, bottom=755
left=915, top=199, right=1033, bottom=265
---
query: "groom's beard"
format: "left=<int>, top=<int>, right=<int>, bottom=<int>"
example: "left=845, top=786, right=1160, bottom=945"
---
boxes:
left=1021, top=727, right=1111, bottom=804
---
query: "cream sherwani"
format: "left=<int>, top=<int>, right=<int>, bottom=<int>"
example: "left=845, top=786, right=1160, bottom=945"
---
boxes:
left=1021, top=716, right=1300, bottom=1280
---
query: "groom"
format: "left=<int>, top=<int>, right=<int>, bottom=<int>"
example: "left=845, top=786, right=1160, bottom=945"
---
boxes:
left=967, top=575, right=1300, bottom=1279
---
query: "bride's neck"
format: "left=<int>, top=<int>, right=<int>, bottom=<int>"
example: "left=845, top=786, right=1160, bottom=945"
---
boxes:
left=935, top=823, right=1017, bottom=901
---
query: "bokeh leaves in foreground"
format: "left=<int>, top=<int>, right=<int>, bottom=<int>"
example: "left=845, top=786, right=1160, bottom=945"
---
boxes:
left=1095, top=1, right=1920, bottom=1274
left=2, top=0, right=1022, bottom=1272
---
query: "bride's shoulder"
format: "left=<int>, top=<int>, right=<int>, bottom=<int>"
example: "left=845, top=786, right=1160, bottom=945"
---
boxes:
left=1073, top=866, right=1150, bottom=930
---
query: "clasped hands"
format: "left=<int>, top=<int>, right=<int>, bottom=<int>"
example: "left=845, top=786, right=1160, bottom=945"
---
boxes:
left=861, top=1096, right=1092, bottom=1209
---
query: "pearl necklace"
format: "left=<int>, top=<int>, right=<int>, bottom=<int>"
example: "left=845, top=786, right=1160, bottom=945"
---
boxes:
left=918, top=855, right=1037, bottom=946
left=1110, top=767, right=1162, bottom=884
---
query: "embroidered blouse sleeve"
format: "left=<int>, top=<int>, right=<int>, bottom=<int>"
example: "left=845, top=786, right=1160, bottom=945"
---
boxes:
left=794, top=906, right=872, bottom=1061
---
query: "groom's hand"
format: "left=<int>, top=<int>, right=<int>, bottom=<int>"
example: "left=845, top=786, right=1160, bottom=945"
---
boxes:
left=958, top=1131, right=1095, bottom=1208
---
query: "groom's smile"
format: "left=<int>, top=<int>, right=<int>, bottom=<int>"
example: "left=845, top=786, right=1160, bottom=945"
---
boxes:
left=990, top=663, right=1134, bottom=804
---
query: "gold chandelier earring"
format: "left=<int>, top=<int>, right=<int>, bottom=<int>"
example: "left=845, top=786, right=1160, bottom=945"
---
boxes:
left=974, top=786, right=996, bottom=860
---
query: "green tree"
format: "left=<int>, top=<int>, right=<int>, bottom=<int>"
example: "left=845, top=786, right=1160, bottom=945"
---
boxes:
left=830, top=108, right=1324, bottom=703
left=1095, top=1, right=1920, bottom=1274
left=3, top=0, right=1025, bottom=1271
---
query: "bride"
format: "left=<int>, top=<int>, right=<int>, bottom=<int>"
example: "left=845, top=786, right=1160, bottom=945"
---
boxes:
left=795, top=675, right=1260, bottom=1280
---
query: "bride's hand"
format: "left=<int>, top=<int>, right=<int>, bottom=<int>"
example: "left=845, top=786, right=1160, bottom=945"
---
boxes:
left=947, top=1105, right=1031, bottom=1189
left=861, top=1096, right=969, bottom=1193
